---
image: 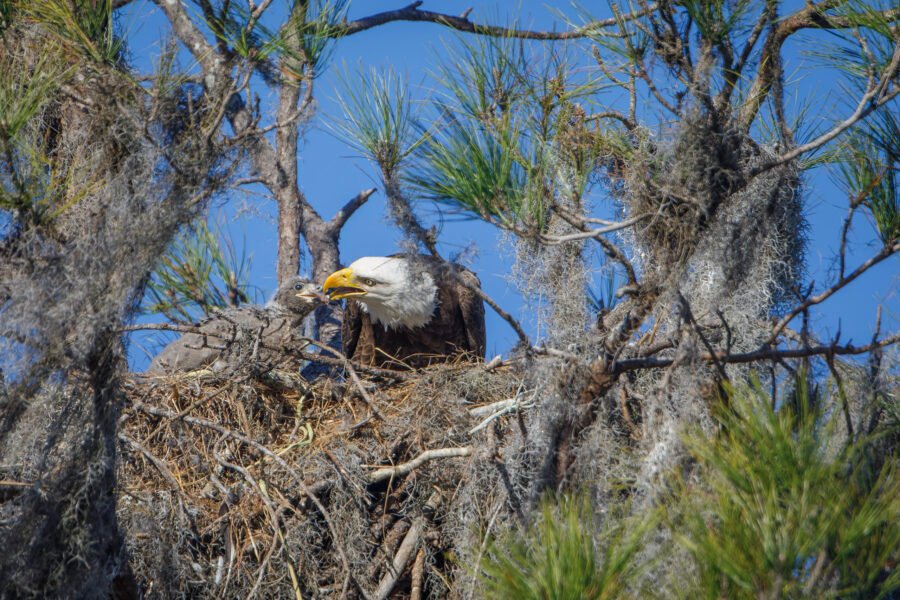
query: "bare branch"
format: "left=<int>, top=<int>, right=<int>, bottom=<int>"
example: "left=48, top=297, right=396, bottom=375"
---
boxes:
left=756, top=87, right=900, bottom=174
left=151, top=0, right=226, bottom=77
left=538, top=213, right=651, bottom=245
left=328, top=188, right=378, bottom=233
left=246, top=0, right=276, bottom=33
left=368, top=447, right=473, bottom=483
left=373, top=518, right=424, bottom=600
left=468, top=388, right=534, bottom=435
left=719, top=0, right=777, bottom=108
left=769, top=242, right=900, bottom=344
left=410, top=548, right=426, bottom=600
left=550, top=205, right=639, bottom=284
left=739, top=2, right=900, bottom=130
left=613, top=333, right=900, bottom=372
left=464, top=280, right=531, bottom=348
left=336, top=2, right=657, bottom=40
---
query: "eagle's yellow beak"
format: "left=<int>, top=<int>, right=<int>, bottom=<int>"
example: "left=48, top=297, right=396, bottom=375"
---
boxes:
left=322, top=267, right=369, bottom=301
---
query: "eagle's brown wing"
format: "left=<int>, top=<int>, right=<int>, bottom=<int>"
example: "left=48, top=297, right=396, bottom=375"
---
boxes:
left=454, top=268, right=486, bottom=357
left=338, top=255, right=487, bottom=368
left=342, top=299, right=376, bottom=365
left=367, top=263, right=485, bottom=368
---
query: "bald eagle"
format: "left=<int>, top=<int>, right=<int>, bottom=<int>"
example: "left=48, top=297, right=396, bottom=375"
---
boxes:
left=322, top=255, right=486, bottom=368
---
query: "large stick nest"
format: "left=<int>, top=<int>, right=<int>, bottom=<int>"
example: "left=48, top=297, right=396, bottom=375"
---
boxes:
left=117, top=362, right=521, bottom=599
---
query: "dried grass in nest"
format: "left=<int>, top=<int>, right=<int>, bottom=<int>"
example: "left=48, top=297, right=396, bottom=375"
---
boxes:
left=117, top=361, right=522, bottom=599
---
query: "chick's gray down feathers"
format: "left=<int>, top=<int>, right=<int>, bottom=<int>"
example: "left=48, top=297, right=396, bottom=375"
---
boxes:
left=146, top=277, right=323, bottom=374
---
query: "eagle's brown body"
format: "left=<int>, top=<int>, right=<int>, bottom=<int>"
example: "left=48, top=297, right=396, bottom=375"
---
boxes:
left=340, top=259, right=485, bottom=369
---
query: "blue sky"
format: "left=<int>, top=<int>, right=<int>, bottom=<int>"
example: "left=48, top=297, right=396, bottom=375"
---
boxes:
left=124, top=1, right=897, bottom=370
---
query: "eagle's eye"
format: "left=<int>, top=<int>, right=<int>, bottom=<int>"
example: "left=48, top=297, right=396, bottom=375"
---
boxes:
left=294, top=283, right=304, bottom=290
left=362, top=278, right=376, bottom=287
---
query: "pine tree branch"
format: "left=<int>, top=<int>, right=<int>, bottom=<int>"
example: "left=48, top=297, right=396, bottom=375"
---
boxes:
left=756, top=77, right=900, bottom=174
left=537, top=214, right=651, bottom=245
left=151, top=0, right=227, bottom=78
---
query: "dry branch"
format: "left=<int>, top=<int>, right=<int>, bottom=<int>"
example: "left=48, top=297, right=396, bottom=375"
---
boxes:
left=613, top=333, right=900, bottom=372
left=468, top=388, right=534, bottom=434
left=373, top=517, right=425, bottom=600
left=739, top=2, right=900, bottom=129
left=337, top=1, right=658, bottom=40
left=368, top=447, right=473, bottom=483
left=410, top=547, right=426, bottom=600
left=768, top=242, right=900, bottom=344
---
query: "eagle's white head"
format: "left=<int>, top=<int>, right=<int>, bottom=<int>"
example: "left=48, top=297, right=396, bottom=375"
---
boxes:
left=322, top=256, right=438, bottom=329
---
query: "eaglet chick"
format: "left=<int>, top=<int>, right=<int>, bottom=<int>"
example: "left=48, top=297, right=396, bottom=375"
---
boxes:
left=146, top=277, right=324, bottom=374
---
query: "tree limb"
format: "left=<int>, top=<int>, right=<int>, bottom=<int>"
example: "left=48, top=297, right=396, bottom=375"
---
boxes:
left=739, top=2, right=900, bottom=130
left=368, top=447, right=473, bottom=483
left=151, top=0, right=227, bottom=79
left=613, top=333, right=900, bottom=372
left=373, top=518, right=424, bottom=600
left=537, top=213, right=651, bottom=245
left=756, top=85, right=900, bottom=174
left=768, top=242, right=899, bottom=344
left=336, top=1, right=657, bottom=40
left=328, top=188, right=378, bottom=232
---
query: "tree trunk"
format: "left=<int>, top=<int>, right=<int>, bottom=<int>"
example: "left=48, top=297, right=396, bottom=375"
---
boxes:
left=303, top=211, right=343, bottom=348
left=274, top=76, right=303, bottom=284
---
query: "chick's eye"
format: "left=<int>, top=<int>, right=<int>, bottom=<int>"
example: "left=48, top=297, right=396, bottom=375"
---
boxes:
left=294, top=283, right=304, bottom=290
left=363, top=278, right=376, bottom=287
